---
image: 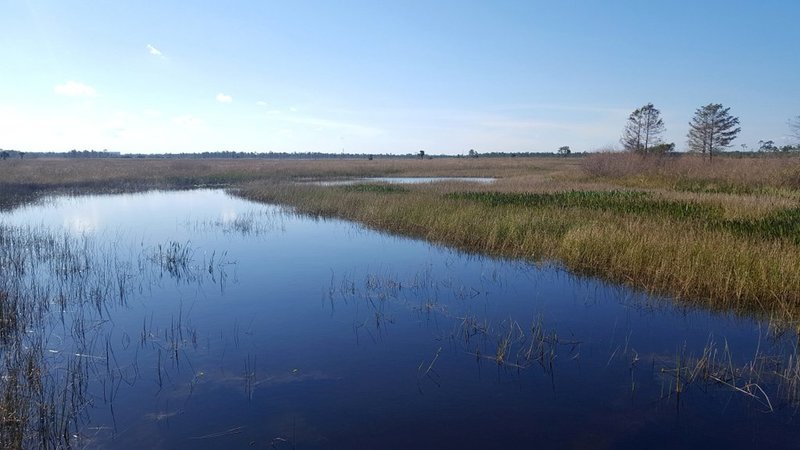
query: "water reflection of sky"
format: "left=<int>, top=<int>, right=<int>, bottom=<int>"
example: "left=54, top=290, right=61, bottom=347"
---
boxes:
left=218, top=207, right=239, bottom=224
left=63, top=211, right=100, bottom=234
left=307, top=176, right=496, bottom=186
left=1, top=190, right=268, bottom=239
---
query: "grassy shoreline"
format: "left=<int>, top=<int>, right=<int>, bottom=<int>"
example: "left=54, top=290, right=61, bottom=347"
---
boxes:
left=236, top=180, right=800, bottom=321
left=2, top=155, right=800, bottom=322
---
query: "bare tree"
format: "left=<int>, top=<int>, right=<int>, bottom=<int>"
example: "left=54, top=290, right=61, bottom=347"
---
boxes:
left=621, top=103, right=665, bottom=154
left=790, top=116, right=800, bottom=143
left=687, top=103, right=740, bottom=162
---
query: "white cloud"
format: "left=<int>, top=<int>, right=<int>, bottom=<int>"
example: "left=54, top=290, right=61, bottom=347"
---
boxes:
left=216, top=93, right=233, bottom=103
left=146, top=44, right=164, bottom=58
left=256, top=101, right=267, bottom=107
left=54, top=81, right=97, bottom=97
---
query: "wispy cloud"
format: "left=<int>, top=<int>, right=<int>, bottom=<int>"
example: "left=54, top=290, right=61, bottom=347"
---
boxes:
left=256, top=101, right=267, bottom=107
left=54, top=81, right=97, bottom=97
left=146, top=44, right=164, bottom=58
left=216, top=93, right=233, bottom=103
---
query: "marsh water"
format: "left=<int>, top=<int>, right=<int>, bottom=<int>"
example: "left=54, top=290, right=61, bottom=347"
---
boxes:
left=1, top=189, right=799, bottom=449
left=308, top=176, right=496, bottom=186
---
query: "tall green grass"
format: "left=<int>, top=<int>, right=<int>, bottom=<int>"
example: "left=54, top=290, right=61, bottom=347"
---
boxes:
left=449, top=190, right=800, bottom=244
left=449, top=190, right=721, bottom=221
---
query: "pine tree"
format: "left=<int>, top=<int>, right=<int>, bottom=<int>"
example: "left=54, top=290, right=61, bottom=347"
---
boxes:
left=621, top=103, right=665, bottom=154
left=687, top=104, right=741, bottom=162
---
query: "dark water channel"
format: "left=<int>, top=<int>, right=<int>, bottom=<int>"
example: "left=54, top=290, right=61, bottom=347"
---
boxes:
left=1, top=189, right=798, bottom=449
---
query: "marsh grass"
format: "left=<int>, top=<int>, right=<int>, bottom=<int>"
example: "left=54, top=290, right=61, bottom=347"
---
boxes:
left=470, top=316, right=577, bottom=372
left=152, top=241, right=194, bottom=280
left=450, top=190, right=800, bottom=243
left=584, top=152, right=800, bottom=192
left=0, top=225, right=115, bottom=448
left=449, top=190, right=722, bottom=221
left=657, top=335, right=800, bottom=411
left=0, top=224, right=227, bottom=447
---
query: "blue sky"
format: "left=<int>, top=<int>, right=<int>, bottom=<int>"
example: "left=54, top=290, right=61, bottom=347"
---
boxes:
left=1, top=0, right=798, bottom=154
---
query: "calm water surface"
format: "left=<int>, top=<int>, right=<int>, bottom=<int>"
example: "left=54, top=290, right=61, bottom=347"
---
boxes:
left=308, top=176, right=496, bottom=186
left=1, top=189, right=798, bottom=449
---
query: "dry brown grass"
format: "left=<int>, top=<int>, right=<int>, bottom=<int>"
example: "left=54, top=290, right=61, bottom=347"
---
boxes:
left=0, top=156, right=576, bottom=210
left=0, top=157, right=568, bottom=187
left=583, top=152, right=800, bottom=191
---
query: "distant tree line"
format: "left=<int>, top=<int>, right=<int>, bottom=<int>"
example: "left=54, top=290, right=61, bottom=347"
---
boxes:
left=0, top=149, right=589, bottom=160
left=66, top=149, right=121, bottom=158
left=463, top=150, right=584, bottom=158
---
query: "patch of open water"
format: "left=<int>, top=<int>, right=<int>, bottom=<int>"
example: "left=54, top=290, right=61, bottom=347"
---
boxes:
left=306, top=176, right=496, bottom=186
